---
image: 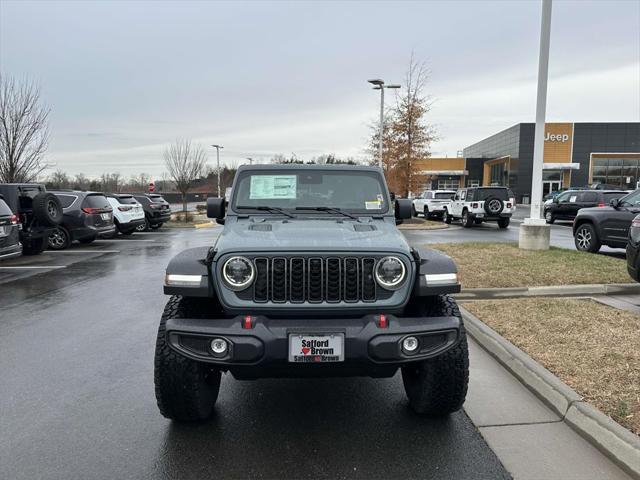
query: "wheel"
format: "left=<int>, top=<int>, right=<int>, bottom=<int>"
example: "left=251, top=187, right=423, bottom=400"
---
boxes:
left=498, top=218, right=510, bottom=229
left=402, top=295, right=469, bottom=415
left=462, top=210, right=473, bottom=228
left=574, top=223, right=601, bottom=253
left=544, top=210, right=555, bottom=224
left=483, top=195, right=504, bottom=216
left=412, top=206, right=418, bottom=217
left=22, top=237, right=47, bottom=255
left=155, top=296, right=222, bottom=422
left=136, top=218, right=150, bottom=232
left=443, top=209, right=452, bottom=224
left=78, top=236, right=96, bottom=244
left=32, top=192, right=63, bottom=227
left=423, top=206, right=429, bottom=219
left=47, top=227, right=71, bottom=250
left=150, top=222, right=162, bottom=230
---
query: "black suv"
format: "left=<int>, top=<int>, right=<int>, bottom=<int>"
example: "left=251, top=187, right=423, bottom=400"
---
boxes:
left=0, top=183, right=62, bottom=255
left=0, top=195, right=21, bottom=260
left=131, top=193, right=171, bottom=231
left=573, top=189, right=640, bottom=253
left=545, top=189, right=627, bottom=224
left=156, top=164, right=467, bottom=422
left=47, top=191, right=115, bottom=250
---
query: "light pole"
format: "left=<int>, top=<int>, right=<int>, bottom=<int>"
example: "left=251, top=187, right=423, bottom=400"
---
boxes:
left=519, top=0, right=553, bottom=250
left=368, top=79, right=401, bottom=169
left=246, top=157, right=254, bottom=165
left=211, top=144, right=224, bottom=197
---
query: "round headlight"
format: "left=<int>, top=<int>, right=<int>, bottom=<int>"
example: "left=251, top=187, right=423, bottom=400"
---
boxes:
left=222, top=256, right=254, bottom=290
left=374, top=256, right=406, bottom=289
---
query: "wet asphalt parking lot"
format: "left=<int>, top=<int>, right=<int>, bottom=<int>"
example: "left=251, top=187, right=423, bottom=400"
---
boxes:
left=0, top=219, right=625, bottom=479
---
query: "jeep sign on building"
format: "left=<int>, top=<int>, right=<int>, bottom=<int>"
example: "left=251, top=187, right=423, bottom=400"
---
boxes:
left=413, top=123, right=639, bottom=201
left=463, top=122, right=640, bottom=202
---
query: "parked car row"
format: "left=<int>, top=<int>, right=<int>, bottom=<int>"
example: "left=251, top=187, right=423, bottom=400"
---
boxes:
left=412, top=186, right=515, bottom=229
left=0, top=183, right=172, bottom=259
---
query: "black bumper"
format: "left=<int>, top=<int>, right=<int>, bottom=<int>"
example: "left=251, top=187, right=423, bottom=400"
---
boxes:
left=150, top=211, right=171, bottom=224
left=165, top=314, right=461, bottom=378
left=470, top=212, right=512, bottom=221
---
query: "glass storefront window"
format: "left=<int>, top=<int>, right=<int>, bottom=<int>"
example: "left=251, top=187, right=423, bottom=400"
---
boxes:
left=591, top=156, right=640, bottom=188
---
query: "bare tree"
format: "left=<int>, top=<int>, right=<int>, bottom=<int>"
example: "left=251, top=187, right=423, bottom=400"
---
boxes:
left=46, top=169, right=71, bottom=189
left=0, top=75, right=50, bottom=182
left=164, top=139, right=207, bottom=220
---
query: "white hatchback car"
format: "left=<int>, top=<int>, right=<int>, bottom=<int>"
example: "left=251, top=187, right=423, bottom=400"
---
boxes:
left=106, top=194, right=145, bottom=235
left=412, top=190, right=456, bottom=219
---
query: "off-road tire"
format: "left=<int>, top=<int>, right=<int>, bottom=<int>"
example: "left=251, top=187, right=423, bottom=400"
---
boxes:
left=412, top=206, right=418, bottom=217
left=32, top=192, right=63, bottom=227
left=401, top=295, right=469, bottom=415
left=154, top=296, right=222, bottom=422
left=462, top=210, right=473, bottom=228
left=423, top=206, right=429, bottom=219
left=544, top=210, right=555, bottom=224
left=47, top=227, right=71, bottom=250
left=498, top=218, right=510, bottom=229
left=574, top=223, right=601, bottom=253
left=22, top=237, right=47, bottom=255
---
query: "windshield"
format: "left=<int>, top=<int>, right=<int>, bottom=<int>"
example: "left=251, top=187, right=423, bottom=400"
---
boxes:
left=232, top=170, right=388, bottom=213
left=620, top=189, right=640, bottom=207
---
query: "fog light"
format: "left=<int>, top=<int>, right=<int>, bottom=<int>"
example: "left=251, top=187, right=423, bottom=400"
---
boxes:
left=402, top=336, right=419, bottom=353
left=210, top=338, right=228, bottom=355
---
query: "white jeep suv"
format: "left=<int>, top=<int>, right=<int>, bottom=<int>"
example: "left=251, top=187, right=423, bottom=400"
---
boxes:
left=412, top=190, right=456, bottom=219
left=106, top=194, right=146, bottom=235
left=443, top=187, right=514, bottom=229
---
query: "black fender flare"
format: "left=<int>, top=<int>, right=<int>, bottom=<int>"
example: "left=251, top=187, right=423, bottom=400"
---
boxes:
left=411, top=247, right=461, bottom=296
left=163, top=247, right=215, bottom=297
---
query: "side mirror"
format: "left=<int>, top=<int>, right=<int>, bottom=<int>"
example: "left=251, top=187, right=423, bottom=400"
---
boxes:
left=552, top=197, right=559, bottom=203
left=207, top=197, right=226, bottom=219
left=610, top=198, right=620, bottom=209
left=395, top=198, right=412, bottom=221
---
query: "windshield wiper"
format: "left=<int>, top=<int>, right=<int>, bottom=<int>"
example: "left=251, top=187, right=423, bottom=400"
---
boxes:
left=235, top=205, right=295, bottom=218
left=295, top=206, right=358, bottom=220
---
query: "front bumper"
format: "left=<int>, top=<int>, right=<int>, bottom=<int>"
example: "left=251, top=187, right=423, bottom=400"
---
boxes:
left=165, top=313, right=461, bottom=378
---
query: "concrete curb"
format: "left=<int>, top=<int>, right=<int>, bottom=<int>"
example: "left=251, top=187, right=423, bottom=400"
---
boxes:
left=461, top=307, right=640, bottom=479
left=456, top=283, right=640, bottom=300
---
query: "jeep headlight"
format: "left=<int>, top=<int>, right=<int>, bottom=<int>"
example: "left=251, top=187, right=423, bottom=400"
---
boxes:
left=222, top=256, right=254, bottom=290
left=374, top=256, right=406, bottom=290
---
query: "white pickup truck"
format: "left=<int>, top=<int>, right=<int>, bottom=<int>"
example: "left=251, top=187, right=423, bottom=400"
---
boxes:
left=412, top=190, right=456, bottom=219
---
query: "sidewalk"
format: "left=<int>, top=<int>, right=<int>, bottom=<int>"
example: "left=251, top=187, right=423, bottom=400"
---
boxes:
left=465, top=337, right=633, bottom=480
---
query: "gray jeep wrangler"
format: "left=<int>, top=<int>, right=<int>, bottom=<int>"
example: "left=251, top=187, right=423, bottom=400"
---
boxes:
left=156, top=164, right=468, bottom=421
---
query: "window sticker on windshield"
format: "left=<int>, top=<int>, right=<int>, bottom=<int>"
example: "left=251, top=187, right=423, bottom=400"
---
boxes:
left=376, top=194, right=384, bottom=203
left=570, top=195, right=577, bottom=203
left=365, top=200, right=382, bottom=210
left=249, top=175, right=297, bottom=199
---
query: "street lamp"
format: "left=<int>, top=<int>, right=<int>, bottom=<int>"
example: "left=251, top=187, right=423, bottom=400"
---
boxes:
left=211, top=144, right=224, bottom=197
left=368, top=79, right=401, bottom=169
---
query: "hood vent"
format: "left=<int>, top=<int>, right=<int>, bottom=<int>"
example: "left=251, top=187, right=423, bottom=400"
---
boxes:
left=248, top=224, right=273, bottom=232
left=353, top=224, right=376, bottom=232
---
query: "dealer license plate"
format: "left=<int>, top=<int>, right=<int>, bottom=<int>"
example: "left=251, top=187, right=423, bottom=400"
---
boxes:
left=288, top=334, right=344, bottom=363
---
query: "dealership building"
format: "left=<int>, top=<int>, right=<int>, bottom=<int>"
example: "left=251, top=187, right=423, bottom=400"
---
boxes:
left=416, top=122, right=640, bottom=203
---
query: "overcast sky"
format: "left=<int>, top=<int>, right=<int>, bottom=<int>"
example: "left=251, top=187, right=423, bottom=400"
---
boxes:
left=1, top=0, right=639, bottom=179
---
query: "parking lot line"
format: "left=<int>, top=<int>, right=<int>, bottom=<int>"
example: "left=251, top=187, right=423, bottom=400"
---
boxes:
left=0, top=265, right=66, bottom=270
left=43, top=249, right=121, bottom=254
left=94, top=239, right=156, bottom=242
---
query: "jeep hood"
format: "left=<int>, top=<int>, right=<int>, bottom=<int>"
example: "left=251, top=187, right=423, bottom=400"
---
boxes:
left=214, top=218, right=411, bottom=255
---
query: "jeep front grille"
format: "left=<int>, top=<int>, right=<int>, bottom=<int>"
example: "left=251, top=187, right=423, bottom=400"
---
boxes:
left=251, top=256, right=379, bottom=303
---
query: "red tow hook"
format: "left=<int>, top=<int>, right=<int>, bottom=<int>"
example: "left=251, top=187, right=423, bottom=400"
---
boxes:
left=242, top=315, right=254, bottom=329
left=377, top=314, right=388, bottom=328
